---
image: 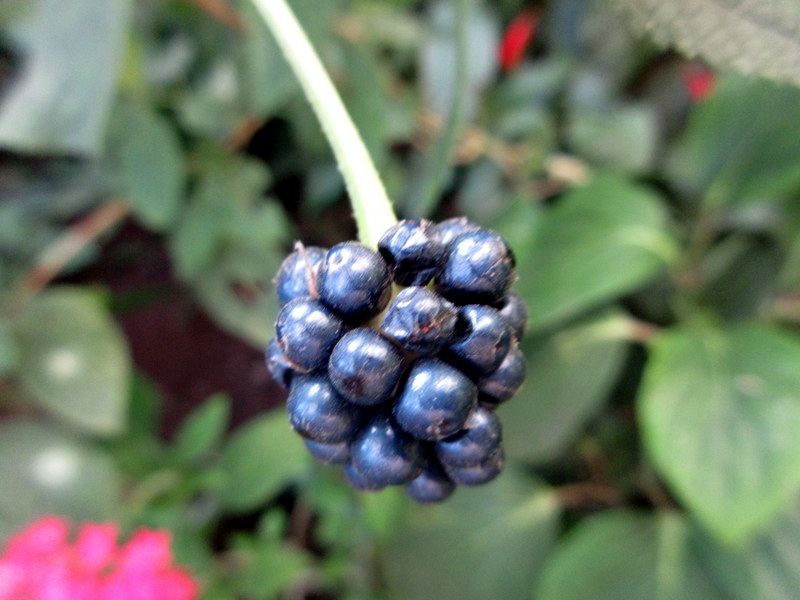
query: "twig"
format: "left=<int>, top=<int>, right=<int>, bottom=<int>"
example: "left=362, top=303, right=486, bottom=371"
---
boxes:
left=188, top=0, right=247, bottom=32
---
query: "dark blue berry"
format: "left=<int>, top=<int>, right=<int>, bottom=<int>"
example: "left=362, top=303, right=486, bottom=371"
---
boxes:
left=405, top=457, right=456, bottom=503
left=287, top=373, right=362, bottom=444
left=266, top=337, right=307, bottom=389
left=350, top=413, right=424, bottom=486
left=276, top=298, right=347, bottom=371
left=498, top=292, right=528, bottom=341
left=344, top=462, right=386, bottom=492
left=304, top=439, right=350, bottom=465
left=317, top=242, right=392, bottom=322
left=378, top=219, right=446, bottom=286
left=328, top=328, right=405, bottom=406
left=433, top=216, right=481, bottom=248
left=445, top=446, right=505, bottom=486
left=436, top=229, right=516, bottom=305
left=380, top=287, right=458, bottom=355
left=444, top=305, right=511, bottom=376
left=436, top=406, right=501, bottom=468
left=478, top=346, right=526, bottom=405
left=274, top=244, right=327, bottom=306
left=394, top=358, right=477, bottom=441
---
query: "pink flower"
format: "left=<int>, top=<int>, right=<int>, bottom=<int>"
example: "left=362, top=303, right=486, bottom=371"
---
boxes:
left=498, top=9, right=540, bottom=72
left=0, top=516, right=200, bottom=600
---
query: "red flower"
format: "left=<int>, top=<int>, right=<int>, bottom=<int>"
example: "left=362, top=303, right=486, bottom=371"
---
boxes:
left=682, top=65, right=716, bottom=101
left=498, top=9, right=539, bottom=72
left=0, top=516, right=200, bottom=600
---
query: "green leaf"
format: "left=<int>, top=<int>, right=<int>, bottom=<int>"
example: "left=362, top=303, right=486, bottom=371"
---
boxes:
left=383, top=470, right=558, bottom=600
left=108, top=100, right=185, bottom=231
left=172, top=393, right=230, bottom=463
left=0, top=419, right=121, bottom=530
left=610, top=1, right=800, bottom=87
left=218, top=410, right=308, bottom=512
left=518, top=175, right=675, bottom=332
left=14, top=287, right=131, bottom=435
left=0, top=0, right=130, bottom=155
left=666, top=75, right=800, bottom=207
left=639, top=324, right=800, bottom=543
left=500, top=311, right=628, bottom=463
left=536, top=510, right=727, bottom=600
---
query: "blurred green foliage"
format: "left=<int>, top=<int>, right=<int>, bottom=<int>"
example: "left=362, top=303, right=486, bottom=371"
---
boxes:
left=2, top=0, right=800, bottom=598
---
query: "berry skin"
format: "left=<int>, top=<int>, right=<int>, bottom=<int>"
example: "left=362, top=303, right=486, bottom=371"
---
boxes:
left=436, top=229, right=516, bottom=305
left=445, top=446, right=505, bottom=486
left=287, top=374, right=362, bottom=444
left=317, top=242, right=392, bottom=322
left=394, top=358, right=477, bottom=441
left=380, top=287, right=458, bottom=356
left=305, top=440, right=350, bottom=465
left=436, top=406, right=502, bottom=468
left=378, top=219, right=446, bottom=286
left=498, top=291, right=528, bottom=341
left=405, top=457, right=455, bottom=503
left=328, top=328, right=405, bottom=406
left=478, top=346, right=526, bottom=406
left=344, top=462, right=386, bottom=492
left=266, top=337, right=306, bottom=389
left=433, top=216, right=481, bottom=248
left=274, top=244, right=327, bottom=306
left=444, top=305, right=511, bottom=376
left=276, top=298, right=348, bottom=371
left=350, top=413, right=424, bottom=486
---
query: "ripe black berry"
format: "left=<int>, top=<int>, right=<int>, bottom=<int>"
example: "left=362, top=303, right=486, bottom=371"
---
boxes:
left=317, top=242, right=392, bottom=322
left=350, top=413, right=424, bottom=486
left=266, top=338, right=305, bottom=389
left=478, top=346, right=526, bottom=406
left=444, top=305, right=511, bottom=376
left=436, top=406, right=501, bottom=468
left=378, top=219, right=446, bottom=286
left=498, top=291, right=528, bottom=341
left=433, top=216, right=482, bottom=248
left=276, top=298, right=348, bottom=371
left=305, top=439, right=350, bottom=465
left=344, top=462, right=385, bottom=492
left=274, top=244, right=327, bottom=306
left=405, top=456, right=455, bottom=503
left=445, top=446, right=505, bottom=486
left=287, top=373, right=362, bottom=444
left=380, top=287, right=458, bottom=355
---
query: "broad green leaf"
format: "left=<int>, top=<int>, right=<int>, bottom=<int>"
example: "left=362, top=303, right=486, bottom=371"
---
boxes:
left=172, top=393, right=231, bottom=463
left=0, top=419, right=121, bottom=531
left=536, top=510, right=727, bottom=600
left=218, top=410, right=308, bottom=512
left=500, top=311, right=628, bottom=463
left=108, top=100, right=185, bottom=231
left=14, top=287, right=131, bottom=435
left=0, top=0, right=130, bottom=154
left=666, top=75, right=800, bottom=206
left=518, top=176, right=675, bottom=332
left=384, top=470, right=558, bottom=600
left=610, top=1, right=800, bottom=87
left=639, top=324, right=800, bottom=543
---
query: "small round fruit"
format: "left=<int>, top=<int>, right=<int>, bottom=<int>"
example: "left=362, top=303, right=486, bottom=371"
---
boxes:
left=328, top=328, right=405, bottom=406
left=445, top=446, right=505, bottom=486
left=436, top=406, right=502, bottom=468
left=304, top=439, right=350, bottom=465
left=477, top=346, right=526, bottom=406
left=317, top=242, right=392, bottom=322
left=274, top=244, right=327, bottom=306
left=436, top=229, right=516, bottom=305
left=266, top=337, right=306, bottom=389
left=497, top=292, right=528, bottom=341
left=405, top=458, right=456, bottom=503
left=394, top=358, right=477, bottom=441
left=350, top=413, right=424, bottom=486
left=276, top=298, right=348, bottom=371
left=378, top=219, right=446, bottom=286
left=444, top=305, right=511, bottom=376
left=287, top=374, right=361, bottom=444
left=380, top=287, right=458, bottom=356
left=433, top=217, right=481, bottom=248
left=344, top=462, right=386, bottom=492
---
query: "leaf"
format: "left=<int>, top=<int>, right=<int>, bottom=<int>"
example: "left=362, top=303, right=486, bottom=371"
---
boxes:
left=0, top=0, right=130, bottom=155
left=639, top=324, right=800, bottom=543
left=610, top=0, right=800, bottom=87
left=536, top=510, right=727, bottom=600
left=666, top=75, right=800, bottom=207
left=14, top=287, right=131, bottom=435
left=108, top=100, right=185, bottom=231
left=218, top=410, right=308, bottom=512
left=518, top=175, right=676, bottom=332
left=172, top=393, right=231, bottom=464
left=0, top=419, right=121, bottom=531
left=383, top=469, right=558, bottom=600
left=500, top=311, right=628, bottom=463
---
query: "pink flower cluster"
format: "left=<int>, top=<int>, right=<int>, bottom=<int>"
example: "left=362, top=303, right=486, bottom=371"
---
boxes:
left=0, top=516, right=200, bottom=600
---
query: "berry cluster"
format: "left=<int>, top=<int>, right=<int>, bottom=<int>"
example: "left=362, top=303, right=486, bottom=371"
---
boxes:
left=267, top=218, right=527, bottom=503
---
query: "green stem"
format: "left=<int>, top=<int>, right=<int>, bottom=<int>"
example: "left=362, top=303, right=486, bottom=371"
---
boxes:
left=251, top=0, right=397, bottom=248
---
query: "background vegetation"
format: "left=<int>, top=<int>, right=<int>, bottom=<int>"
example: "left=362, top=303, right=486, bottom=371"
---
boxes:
left=2, top=0, right=800, bottom=598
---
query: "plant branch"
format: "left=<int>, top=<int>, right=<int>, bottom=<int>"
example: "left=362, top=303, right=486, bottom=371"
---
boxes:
left=250, top=0, right=397, bottom=248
